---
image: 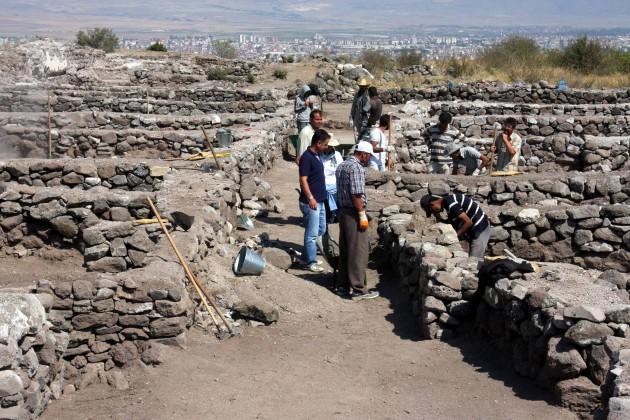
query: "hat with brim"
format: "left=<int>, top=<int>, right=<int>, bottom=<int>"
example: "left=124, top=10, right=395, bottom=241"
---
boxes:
left=447, top=143, right=464, bottom=156
left=357, top=78, right=369, bottom=87
left=355, top=141, right=374, bottom=155
left=327, top=134, right=340, bottom=147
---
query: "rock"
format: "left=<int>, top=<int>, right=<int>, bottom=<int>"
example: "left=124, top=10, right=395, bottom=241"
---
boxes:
left=554, top=376, right=601, bottom=413
left=541, top=337, right=586, bottom=381
left=110, top=207, right=132, bottom=222
left=599, top=270, right=629, bottom=289
left=84, top=243, right=110, bottom=261
left=149, top=317, right=187, bottom=338
left=424, top=296, right=447, bottom=313
left=126, top=230, right=153, bottom=252
left=566, top=205, right=600, bottom=220
left=563, top=305, right=606, bottom=323
left=586, top=345, right=610, bottom=386
left=155, top=296, right=192, bottom=317
left=87, top=257, right=127, bottom=273
left=50, top=216, right=79, bottom=238
left=82, top=228, right=106, bottom=246
left=0, top=371, right=23, bottom=397
left=72, top=312, right=118, bottom=330
left=516, top=208, right=540, bottom=224
left=106, top=370, right=129, bottom=390
left=0, top=294, right=46, bottom=339
left=606, top=305, right=630, bottom=324
left=261, top=247, right=292, bottom=270
left=433, top=272, right=461, bottom=291
left=428, top=180, right=449, bottom=196
left=110, top=342, right=139, bottom=366
left=29, top=200, right=65, bottom=221
left=564, top=320, right=613, bottom=346
left=140, top=343, right=165, bottom=366
left=233, top=292, right=279, bottom=324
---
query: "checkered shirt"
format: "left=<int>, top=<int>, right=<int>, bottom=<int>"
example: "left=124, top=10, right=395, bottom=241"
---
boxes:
left=335, top=156, right=367, bottom=208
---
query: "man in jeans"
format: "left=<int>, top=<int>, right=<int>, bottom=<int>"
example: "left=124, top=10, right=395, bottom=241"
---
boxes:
left=299, top=129, right=330, bottom=272
left=334, top=142, right=380, bottom=300
left=420, top=193, right=491, bottom=259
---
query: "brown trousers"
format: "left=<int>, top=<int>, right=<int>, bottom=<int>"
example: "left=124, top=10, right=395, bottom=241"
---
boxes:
left=337, top=208, right=369, bottom=293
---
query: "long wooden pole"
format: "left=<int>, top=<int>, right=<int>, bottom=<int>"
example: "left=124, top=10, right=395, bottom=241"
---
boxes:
left=146, top=197, right=232, bottom=332
left=489, top=125, right=499, bottom=176
left=201, top=127, right=224, bottom=171
left=387, top=112, right=393, bottom=171
left=47, top=92, right=52, bottom=159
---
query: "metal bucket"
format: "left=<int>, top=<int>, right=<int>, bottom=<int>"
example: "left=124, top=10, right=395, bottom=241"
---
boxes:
left=233, top=247, right=266, bottom=275
left=215, top=129, right=233, bottom=148
left=236, top=214, right=254, bottom=230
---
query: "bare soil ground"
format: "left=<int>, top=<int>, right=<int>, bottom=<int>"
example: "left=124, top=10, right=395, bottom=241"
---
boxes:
left=42, top=159, right=574, bottom=419
left=0, top=248, right=89, bottom=289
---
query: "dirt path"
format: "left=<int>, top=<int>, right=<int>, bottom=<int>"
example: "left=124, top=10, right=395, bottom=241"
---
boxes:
left=43, top=159, right=574, bottom=420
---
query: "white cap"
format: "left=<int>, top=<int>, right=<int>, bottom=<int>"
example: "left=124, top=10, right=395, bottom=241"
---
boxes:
left=355, top=141, right=374, bottom=155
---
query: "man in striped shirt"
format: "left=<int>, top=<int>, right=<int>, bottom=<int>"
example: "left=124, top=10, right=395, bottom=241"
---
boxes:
left=422, top=112, right=466, bottom=175
left=420, top=193, right=491, bottom=259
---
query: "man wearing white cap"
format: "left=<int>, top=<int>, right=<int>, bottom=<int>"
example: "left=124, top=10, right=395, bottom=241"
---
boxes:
left=334, top=141, right=379, bottom=300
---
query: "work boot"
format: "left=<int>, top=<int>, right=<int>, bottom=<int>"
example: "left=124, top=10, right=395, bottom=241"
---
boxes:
left=349, top=290, right=379, bottom=301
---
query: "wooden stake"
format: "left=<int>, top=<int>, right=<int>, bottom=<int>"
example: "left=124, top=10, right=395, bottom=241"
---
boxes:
left=489, top=125, right=499, bottom=176
left=146, top=197, right=232, bottom=332
left=201, top=127, right=224, bottom=171
left=387, top=112, right=393, bottom=171
left=47, top=92, right=52, bottom=159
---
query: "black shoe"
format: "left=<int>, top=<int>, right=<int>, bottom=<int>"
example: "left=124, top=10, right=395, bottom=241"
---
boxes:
left=349, top=290, right=380, bottom=301
left=330, top=286, right=350, bottom=297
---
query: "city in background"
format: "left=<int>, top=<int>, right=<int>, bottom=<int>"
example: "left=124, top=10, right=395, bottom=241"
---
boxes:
left=1, top=27, right=629, bottom=61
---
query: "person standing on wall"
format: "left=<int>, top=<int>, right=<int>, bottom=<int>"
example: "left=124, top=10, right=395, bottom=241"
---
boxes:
left=367, top=86, right=383, bottom=132
left=335, top=142, right=380, bottom=300
left=422, top=112, right=466, bottom=175
left=299, top=129, right=331, bottom=273
left=294, top=84, right=313, bottom=133
left=491, top=117, right=522, bottom=172
left=366, top=114, right=393, bottom=171
left=296, top=110, right=324, bottom=165
left=350, top=78, right=371, bottom=143
left=420, top=193, right=491, bottom=259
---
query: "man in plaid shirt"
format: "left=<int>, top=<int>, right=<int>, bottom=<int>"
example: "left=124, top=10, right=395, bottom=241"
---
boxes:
left=334, top=142, right=380, bottom=300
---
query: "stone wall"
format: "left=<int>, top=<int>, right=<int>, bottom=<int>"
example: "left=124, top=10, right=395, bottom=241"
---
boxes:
left=1, top=113, right=289, bottom=158
left=428, top=101, right=630, bottom=117
left=487, top=206, right=630, bottom=272
left=0, top=87, right=278, bottom=113
left=0, top=160, right=162, bottom=191
left=0, top=293, right=67, bottom=419
left=366, top=172, right=630, bottom=206
left=378, top=82, right=630, bottom=105
left=377, top=203, right=630, bottom=416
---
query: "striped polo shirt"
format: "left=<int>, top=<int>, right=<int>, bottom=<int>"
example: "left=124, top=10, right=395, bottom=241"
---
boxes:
left=423, top=124, right=466, bottom=164
left=444, top=193, right=489, bottom=239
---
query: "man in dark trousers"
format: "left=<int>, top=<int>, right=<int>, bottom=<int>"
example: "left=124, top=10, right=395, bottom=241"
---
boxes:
left=334, top=141, right=379, bottom=300
left=350, top=78, right=371, bottom=143
left=299, top=129, right=331, bottom=272
left=420, top=193, right=491, bottom=259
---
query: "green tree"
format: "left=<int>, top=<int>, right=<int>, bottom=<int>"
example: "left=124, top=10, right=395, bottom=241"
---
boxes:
left=360, top=49, right=393, bottom=74
left=480, top=36, right=540, bottom=70
left=147, top=42, right=167, bottom=52
left=396, top=49, right=423, bottom=68
left=213, top=40, right=237, bottom=59
left=76, top=28, right=119, bottom=53
left=558, top=36, right=604, bottom=73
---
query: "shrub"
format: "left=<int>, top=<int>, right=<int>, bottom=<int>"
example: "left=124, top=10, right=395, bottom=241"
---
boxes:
left=213, top=40, right=237, bottom=59
left=273, top=69, right=288, bottom=79
left=480, top=36, right=540, bottom=70
left=281, top=55, right=295, bottom=63
left=246, top=72, right=256, bottom=84
left=147, top=42, right=167, bottom=52
left=444, top=57, right=477, bottom=78
left=360, top=49, right=394, bottom=74
left=556, top=36, right=605, bottom=74
left=76, top=28, right=119, bottom=53
left=207, top=68, right=227, bottom=81
left=396, top=49, right=423, bottom=68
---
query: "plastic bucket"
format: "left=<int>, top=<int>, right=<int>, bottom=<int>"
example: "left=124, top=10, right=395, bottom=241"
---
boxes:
left=233, top=247, right=266, bottom=275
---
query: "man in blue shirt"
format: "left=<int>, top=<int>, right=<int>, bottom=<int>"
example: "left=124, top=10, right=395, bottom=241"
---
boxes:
left=299, top=129, right=331, bottom=272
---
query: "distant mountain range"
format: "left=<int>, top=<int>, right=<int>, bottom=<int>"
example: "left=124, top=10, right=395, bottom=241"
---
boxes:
left=1, top=0, right=629, bottom=37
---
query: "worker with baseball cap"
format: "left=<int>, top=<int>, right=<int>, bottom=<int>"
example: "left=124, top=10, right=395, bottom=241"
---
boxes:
left=447, top=143, right=491, bottom=176
left=420, top=193, right=491, bottom=259
left=350, top=77, right=371, bottom=143
left=334, top=141, right=379, bottom=300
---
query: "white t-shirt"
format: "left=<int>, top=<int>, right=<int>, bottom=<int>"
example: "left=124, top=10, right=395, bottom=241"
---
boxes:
left=368, top=127, right=388, bottom=171
left=320, top=150, right=343, bottom=187
left=495, top=132, right=522, bottom=172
